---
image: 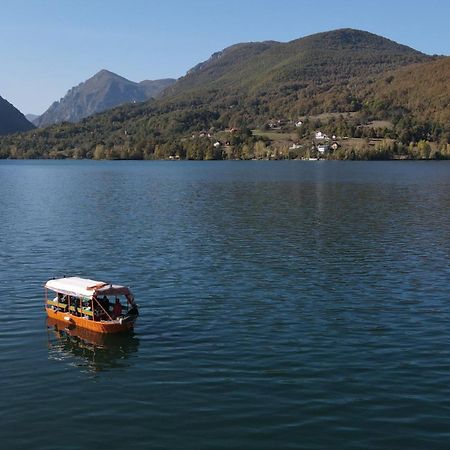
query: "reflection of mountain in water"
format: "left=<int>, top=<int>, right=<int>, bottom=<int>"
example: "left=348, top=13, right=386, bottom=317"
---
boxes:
left=46, top=318, right=140, bottom=372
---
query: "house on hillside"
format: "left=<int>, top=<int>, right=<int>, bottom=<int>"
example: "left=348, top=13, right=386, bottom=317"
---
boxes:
left=267, top=119, right=288, bottom=130
left=317, top=144, right=329, bottom=154
left=268, top=121, right=281, bottom=130
left=295, top=121, right=303, bottom=127
left=330, top=141, right=340, bottom=151
left=315, top=131, right=329, bottom=140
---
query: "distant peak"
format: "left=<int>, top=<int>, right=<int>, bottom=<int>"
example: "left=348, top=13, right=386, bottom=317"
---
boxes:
left=92, top=69, right=122, bottom=78
left=87, top=69, right=132, bottom=84
left=95, top=69, right=117, bottom=76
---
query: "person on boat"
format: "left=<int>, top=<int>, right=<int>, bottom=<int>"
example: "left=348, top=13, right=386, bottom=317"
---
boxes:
left=52, top=293, right=61, bottom=310
left=101, top=295, right=110, bottom=311
left=67, top=295, right=79, bottom=317
left=128, top=304, right=139, bottom=316
left=113, top=298, right=123, bottom=318
left=57, top=294, right=68, bottom=312
left=94, top=296, right=109, bottom=320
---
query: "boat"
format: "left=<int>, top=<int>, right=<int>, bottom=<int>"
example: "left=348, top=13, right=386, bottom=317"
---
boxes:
left=44, top=277, right=139, bottom=334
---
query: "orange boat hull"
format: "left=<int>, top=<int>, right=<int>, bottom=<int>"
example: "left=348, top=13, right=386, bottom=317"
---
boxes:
left=46, top=307, right=135, bottom=334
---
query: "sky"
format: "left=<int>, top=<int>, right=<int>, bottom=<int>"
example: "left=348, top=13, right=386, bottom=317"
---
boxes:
left=1, top=0, right=449, bottom=114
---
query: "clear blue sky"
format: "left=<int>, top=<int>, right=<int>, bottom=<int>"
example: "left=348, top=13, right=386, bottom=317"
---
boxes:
left=1, top=0, right=448, bottom=114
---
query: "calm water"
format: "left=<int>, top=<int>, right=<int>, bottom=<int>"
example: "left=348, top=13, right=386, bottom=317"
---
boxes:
left=1, top=160, right=450, bottom=449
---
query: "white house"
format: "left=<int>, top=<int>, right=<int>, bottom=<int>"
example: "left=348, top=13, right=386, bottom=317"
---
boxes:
left=315, top=131, right=328, bottom=140
left=295, top=121, right=303, bottom=127
left=317, top=144, right=329, bottom=154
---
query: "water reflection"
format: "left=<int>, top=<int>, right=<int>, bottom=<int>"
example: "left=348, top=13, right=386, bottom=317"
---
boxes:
left=46, top=318, right=139, bottom=372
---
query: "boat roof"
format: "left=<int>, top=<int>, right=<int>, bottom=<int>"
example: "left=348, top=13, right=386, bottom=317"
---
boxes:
left=45, top=277, right=132, bottom=297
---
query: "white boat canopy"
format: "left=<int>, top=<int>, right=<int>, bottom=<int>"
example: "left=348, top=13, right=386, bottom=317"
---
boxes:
left=45, top=277, right=133, bottom=298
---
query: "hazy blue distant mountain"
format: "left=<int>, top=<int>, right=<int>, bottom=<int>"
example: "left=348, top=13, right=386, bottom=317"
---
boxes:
left=35, top=70, right=175, bottom=127
left=25, top=113, right=39, bottom=123
left=0, top=96, right=35, bottom=135
left=139, top=79, right=177, bottom=99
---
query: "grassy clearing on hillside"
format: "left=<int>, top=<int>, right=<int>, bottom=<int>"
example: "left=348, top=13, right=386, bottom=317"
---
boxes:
left=251, top=130, right=297, bottom=141
left=366, top=120, right=394, bottom=129
left=298, top=112, right=359, bottom=122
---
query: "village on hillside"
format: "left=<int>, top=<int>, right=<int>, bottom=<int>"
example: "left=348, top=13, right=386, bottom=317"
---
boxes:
left=179, top=113, right=437, bottom=161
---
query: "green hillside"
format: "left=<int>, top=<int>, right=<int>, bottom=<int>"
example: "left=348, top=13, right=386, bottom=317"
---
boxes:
left=368, top=57, right=450, bottom=126
left=166, top=28, right=429, bottom=118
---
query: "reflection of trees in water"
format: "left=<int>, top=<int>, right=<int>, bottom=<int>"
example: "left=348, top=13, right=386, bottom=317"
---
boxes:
left=46, top=318, right=140, bottom=372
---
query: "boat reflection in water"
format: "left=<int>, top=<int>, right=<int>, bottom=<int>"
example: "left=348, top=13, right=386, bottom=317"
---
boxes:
left=46, top=317, right=140, bottom=372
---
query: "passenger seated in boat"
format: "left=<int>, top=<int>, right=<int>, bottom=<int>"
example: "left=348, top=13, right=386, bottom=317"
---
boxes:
left=72, top=297, right=81, bottom=316
left=52, top=293, right=61, bottom=310
left=128, top=304, right=139, bottom=316
left=57, top=295, right=68, bottom=311
left=94, top=296, right=110, bottom=320
left=101, top=296, right=110, bottom=311
left=113, top=298, right=123, bottom=319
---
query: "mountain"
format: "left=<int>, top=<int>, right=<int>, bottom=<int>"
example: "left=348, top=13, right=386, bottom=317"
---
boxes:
left=34, top=70, right=175, bottom=127
left=25, top=113, right=39, bottom=123
left=139, top=79, right=177, bottom=99
left=0, top=96, right=35, bottom=135
left=163, top=28, right=430, bottom=118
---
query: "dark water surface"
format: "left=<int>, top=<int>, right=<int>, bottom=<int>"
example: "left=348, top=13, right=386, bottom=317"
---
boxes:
left=1, top=160, right=450, bottom=449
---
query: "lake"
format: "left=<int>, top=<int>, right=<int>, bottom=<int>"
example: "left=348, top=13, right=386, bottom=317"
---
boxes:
left=1, top=160, right=450, bottom=449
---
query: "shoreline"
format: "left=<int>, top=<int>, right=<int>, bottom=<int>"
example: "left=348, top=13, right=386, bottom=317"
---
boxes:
left=1, top=157, right=449, bottom=162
